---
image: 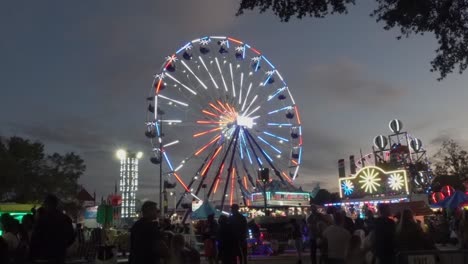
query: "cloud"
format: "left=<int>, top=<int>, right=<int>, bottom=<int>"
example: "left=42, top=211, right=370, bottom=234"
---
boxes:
left=306, top=58, right=406, bottom=106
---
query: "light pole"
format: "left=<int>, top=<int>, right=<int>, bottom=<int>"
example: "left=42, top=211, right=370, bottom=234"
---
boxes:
left=116, top=149, right=143, bottom=220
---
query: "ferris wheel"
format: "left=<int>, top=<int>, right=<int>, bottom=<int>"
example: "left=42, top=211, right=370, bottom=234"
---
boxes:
left=145, top=36, right=303, bottom=209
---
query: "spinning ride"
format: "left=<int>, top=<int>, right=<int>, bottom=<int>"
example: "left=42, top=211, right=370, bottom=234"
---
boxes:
left=145, top=36, right=303, bottom=211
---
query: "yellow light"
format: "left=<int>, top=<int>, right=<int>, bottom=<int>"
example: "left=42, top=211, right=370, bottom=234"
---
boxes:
left=136, top=152, right=143, bottom=159
left=338, top=165, right=409, bottom=198
left=116, top=149, right=127, bottom=159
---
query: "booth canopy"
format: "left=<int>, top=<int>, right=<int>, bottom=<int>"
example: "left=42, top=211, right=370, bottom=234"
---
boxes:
left=0, top=203, right=39, bottom=213
left=435, top=191, right=468, bottom=209
left=191, top=201, right=221, bottom=220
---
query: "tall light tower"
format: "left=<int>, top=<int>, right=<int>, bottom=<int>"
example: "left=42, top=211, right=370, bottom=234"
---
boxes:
left=116, top=149, right=143, bottom=219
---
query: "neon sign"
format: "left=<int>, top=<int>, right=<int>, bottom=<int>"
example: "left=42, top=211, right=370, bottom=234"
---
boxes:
left=339, top=166, right=409, bottom=198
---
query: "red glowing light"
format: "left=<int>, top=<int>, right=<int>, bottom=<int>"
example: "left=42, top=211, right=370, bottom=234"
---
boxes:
left=243, top=176, right=248, bottom=189
left=173, top=173, right=190, bottom=192
left=195, top=135, right=221, bottom=156
left=193, top=127, right=222, bottom=138
left=197, top=120, right=226, bottom=124
left=213, top=178, right=221, bottom=194
left=201, top=146, right=223, bottom=176
left=230, top=168, right=236, bottom=205
left=202, top=109, right=218, bottom=117
left=250, top=47, right=261, bottom=55
left=294, top=106, right=301, bottom=125
left=228, top=37, right=243, bottom=44
left=281, top=171, right=292, bottom=183
left=155, top=79, right=162, bottom=93
left=209, top=103, right=223, bottom=114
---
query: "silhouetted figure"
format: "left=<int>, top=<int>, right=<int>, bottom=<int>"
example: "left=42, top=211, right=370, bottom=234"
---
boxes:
left=229, top=204, right=248, bottom=264
left=459, top=210, right=468, bottom=249
left=129, top=201, right=165, bottom=264
left=288, top=218, right=303, bottom=264
left=0, top=236, right=9, bottom=264
left=370, top=204, right=395, bottom=264
left=168, top=233, right=200, bottom=264
left=346, top=235, right=365, bottom=264
left=30, top=195, right=75, bottom=264
left=321, top=213, right=351, bottom=264
left=307, top=205, right=327, bottom=264
left=217, top=215, right=235, bottom=264
left=202, top=214, right=218, bottom=264
left=396, top=209, right=435, bottom=251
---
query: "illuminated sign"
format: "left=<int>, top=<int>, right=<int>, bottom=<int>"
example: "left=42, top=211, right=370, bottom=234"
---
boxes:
left=251, top=191, right=309, bottom=207
left=339, top=166, right=409, bottom=198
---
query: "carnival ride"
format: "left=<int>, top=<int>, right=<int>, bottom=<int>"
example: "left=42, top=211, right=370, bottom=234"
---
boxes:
left=341, top=119, right=433, bottom=199
left=145, top=36, right=303, bottom=214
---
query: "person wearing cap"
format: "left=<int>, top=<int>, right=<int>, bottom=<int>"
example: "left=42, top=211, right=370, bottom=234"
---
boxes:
left=229, top=204, right=248, bottom=264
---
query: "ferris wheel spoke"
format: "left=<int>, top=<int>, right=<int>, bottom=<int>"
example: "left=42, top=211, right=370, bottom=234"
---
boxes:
left=244, top=129, right=284, bottom=182
left=198, top=56, right=219, bottom=89
left=220, top=130, right=240, bottom=209
left=256, top=135, right=282, bottom=154
left=164, top=72, right=197, bottom=95
left=206, top=127, right=240, bottom=199
left=215, top=57, right=229, bottom=92
left=238, top=72, right=244, bottom=105
left=180, top=60, right=208, bottom=90
left=229, top=63, right=236, bottom=98
left=241, top=82, right=253, bottom=111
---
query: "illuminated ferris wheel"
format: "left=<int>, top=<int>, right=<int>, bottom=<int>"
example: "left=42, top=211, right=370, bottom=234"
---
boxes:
left=145, top=36, right=303, bottom=210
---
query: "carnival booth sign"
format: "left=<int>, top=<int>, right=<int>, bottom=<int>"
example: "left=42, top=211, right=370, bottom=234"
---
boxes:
left=339, top=166, right=409, bottom=199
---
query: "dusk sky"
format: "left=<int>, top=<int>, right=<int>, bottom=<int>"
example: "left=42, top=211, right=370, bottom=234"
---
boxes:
left=1, top=1, right=468, bottom=201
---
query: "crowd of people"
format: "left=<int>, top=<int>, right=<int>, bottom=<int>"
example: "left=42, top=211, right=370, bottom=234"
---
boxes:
left=0, top=195, right=75, bottom=264
left=129, top=201, right=248, bottom=264
left=305, top=204, right=446, bottom=264
left=4, top=195, right=468, bottom=264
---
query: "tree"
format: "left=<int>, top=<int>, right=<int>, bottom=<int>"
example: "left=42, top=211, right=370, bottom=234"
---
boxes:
left=432, top=139, right=468, bottom=182
left=0, top=136, right=85, bottom=203
left=310, top=188, right=341, bottom=205
left=237, top=0, right=468, bottom=80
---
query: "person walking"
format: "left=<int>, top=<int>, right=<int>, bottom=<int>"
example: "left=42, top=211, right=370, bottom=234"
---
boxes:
left=30, top=194, right=75, bottom=264
left=321, top=213, right=351, bottom=264
left=202, top=214, right=218, bottom=264
left=369, top=204, right=396, bottom=264
left=129, top=201, right=166, bottom=264
left=288, top=218, right=303, bottom=264
left=229, top=204, right=248, bottom=264
left=217, top=215, right=235, bottom=264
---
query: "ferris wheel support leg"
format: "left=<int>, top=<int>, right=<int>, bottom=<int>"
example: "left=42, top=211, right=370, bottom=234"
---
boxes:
left=244, top=130, right=285, bottom=182
left=194, top=146, right=221, bottom=197
left=220, top=131, right=240, bottom=210
left=206, top=127, right=240, bottom=200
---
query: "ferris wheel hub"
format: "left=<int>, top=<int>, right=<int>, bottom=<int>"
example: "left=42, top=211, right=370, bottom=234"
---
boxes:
left=236, top=115, right=254, bottom=129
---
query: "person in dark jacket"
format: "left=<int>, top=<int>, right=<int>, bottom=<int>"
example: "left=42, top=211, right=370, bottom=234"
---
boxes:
left=371, top=204, right=396, bottom=264
left=30, top=194, right=75, bottom=264
left=217, top=215, right=235, bottom=264
left=229, top=204, right=248, bottom=264
left=129, top=201, right=164, bottom=264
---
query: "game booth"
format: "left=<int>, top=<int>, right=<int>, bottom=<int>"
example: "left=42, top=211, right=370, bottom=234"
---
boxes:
left=0, top=203, right=39, bottom=235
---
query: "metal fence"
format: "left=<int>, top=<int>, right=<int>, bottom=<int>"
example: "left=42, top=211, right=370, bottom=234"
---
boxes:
left=396, top=250, right=468, bottom=264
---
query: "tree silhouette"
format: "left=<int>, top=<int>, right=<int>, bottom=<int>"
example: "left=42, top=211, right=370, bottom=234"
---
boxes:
left=237, top=0, right=468, bottom=80
left=0, top=136, right=85, bottom=203
left=432, top=139, right=468, bottom=182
